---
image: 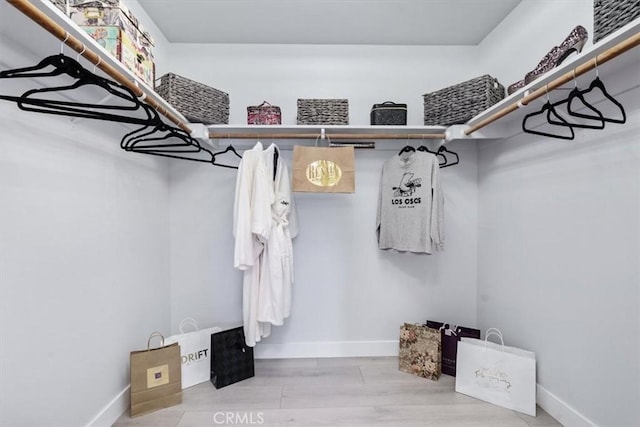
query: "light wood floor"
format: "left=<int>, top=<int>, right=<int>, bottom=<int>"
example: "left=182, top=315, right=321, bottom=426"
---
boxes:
left=113, top=357, right=562, bottom=427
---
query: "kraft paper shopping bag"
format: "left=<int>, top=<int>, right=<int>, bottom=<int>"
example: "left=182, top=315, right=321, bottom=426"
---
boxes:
left=292, top=145, right=355, bottom=193
left=130, top=332, right=182, bottom=417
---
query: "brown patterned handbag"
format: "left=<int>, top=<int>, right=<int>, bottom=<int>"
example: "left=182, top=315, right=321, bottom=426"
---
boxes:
left=399, top=323, right=441, bottom=381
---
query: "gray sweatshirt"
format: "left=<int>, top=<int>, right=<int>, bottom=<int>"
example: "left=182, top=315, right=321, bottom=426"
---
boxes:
left=376, top=151, right=444, bottom=254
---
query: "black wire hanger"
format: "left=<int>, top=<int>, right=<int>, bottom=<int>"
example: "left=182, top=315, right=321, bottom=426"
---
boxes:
left=121, top=111, right=239, bottom=169
left=437, top=145, right=460, bottom=168
left=398, top=137, right=415, bottom=155
left=120, top=104, right=197, bottom=152
left=0, top=52, right=152, bottom=126
left=522, top=85, right=575, bottom=140
left=546, top=69, right=605, bottom=130
left=211, top=144, right=242, bottom=169
left=567, top=57, right=626, bottom=124
left=417, top=144, right=447, bottom=166
left=123, top=124, right=221, bottom=165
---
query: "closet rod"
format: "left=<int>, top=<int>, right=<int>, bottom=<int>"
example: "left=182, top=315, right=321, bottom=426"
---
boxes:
left=208, top=132, right=446, bottom=140
left=465, top=31, right=640, bottom=136
left=6, top=0, right=192, bottom=135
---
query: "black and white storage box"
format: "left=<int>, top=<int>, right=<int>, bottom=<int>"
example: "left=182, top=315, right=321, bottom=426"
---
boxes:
left=370, top=102, right=407, bottom=125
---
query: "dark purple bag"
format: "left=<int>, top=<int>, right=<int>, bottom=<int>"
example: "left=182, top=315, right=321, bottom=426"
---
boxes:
left=426, top=320, right=480, bottom=376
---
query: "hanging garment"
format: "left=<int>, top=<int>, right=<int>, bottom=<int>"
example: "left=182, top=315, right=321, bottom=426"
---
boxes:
left=376, top=151, right=444, bottom=254
left=257, top=144, right=299, bottom=326
left=233, top=142, right=299, bottom=346
left=233, top=142, right=273, bottom=346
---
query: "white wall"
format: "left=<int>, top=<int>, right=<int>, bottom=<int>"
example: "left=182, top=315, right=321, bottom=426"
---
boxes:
left=166, top=44, right=481, bottom=356
left=477, top=87, right=640, bottom=427
left=0, top=2, right=172, bottom=426
left=476, top=1, right=640, bottom=425
left=164, top=43, right=482, bottom=126
left=170, top=142, right=478, bottom=356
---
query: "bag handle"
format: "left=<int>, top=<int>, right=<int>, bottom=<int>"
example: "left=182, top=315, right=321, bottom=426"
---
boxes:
left=179, top=317, right=199, bottom=334
left=146, top=331, right=165, bottom=351
left=438, top=323, right=457, bottom=336
left=314, top=135, right=331, bottom=147
left=258, top=101, right=272, bottom=107
left=484, top=328, right=504, bottom=351
left=485, top=327, right=503, bottom=339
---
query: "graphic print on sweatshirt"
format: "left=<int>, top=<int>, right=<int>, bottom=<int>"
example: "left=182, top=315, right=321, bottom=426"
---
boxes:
left=391, top=172, right=422, bottom=208
left=393, top=172, right=422, bottom=196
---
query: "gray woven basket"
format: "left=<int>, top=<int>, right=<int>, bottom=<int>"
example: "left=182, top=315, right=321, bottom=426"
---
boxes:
left=297, top=99, right=349, bottom=125
left=155, top=73, right=229, bottom=124
left=423, top=75, right=505, bottom=126
left=594, top=0, right=640, bottom=43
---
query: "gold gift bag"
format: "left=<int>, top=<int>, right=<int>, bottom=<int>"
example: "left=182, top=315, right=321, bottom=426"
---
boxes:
left=292, top=145, right=355, bottom=193
left=130, top=332, right=182, bottom=417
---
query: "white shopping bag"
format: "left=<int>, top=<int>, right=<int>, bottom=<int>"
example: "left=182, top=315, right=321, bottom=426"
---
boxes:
left=455, top=328, right=536, bottom=416
left=165, top=318, right=222, bottom=389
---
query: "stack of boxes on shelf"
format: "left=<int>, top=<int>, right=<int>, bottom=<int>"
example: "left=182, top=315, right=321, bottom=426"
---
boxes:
left=50, top=0, right=155, bottom=87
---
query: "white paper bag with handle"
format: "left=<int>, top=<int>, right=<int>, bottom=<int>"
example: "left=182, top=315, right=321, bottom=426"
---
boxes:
left=165, top=318, right=222, bottom=389
left=455, top=328, right=537, bottom=416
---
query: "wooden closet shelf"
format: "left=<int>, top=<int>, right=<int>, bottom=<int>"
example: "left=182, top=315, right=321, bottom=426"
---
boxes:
left=5, top=0, right=640, bottom=144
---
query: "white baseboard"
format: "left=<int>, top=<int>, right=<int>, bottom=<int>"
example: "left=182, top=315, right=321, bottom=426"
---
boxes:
left=254, top=340, right=399, bottom=359
left=86, top=385, right=130, bottom=427
left=537, top=384, right=596, bottom=427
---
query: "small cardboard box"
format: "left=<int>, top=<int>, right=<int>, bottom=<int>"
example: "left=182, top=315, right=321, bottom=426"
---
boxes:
left=82, top=26, right=154, bottom=86
left=69, top=0, right=154, bottom=59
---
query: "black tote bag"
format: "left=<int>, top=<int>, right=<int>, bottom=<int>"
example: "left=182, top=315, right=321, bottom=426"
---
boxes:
left=210, top=326, right=255, bottom=388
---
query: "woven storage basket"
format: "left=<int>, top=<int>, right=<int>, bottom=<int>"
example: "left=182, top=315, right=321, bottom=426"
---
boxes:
left=423, top=75, right=505, bottom=126
left=594, top=0, right=640, bottom=43
left=297, top=99, right=349, bottom=125
left=156, top=73, right=229, bottom=124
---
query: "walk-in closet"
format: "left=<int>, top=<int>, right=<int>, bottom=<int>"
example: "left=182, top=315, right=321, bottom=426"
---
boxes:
left=1, top=1, right=638, bottom=426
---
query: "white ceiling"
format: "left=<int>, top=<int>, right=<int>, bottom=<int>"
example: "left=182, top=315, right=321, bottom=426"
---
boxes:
left=137, top=0, right=523, bottom=46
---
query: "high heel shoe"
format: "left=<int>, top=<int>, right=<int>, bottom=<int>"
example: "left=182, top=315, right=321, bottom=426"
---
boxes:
left=555, top=25, right=588, bottom=66
left=524, top=25, right=589, bottom=85
left=507, top=79, right=526, bottom=95
left=524, top=46, right=561, bottom=85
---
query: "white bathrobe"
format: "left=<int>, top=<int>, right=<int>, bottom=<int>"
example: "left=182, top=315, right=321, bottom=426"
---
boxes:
left=233, top=142, right=298, bottom=346
left=257, top=144, right=298, bottom=326
left=233, top=142, right=272, bottom=346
